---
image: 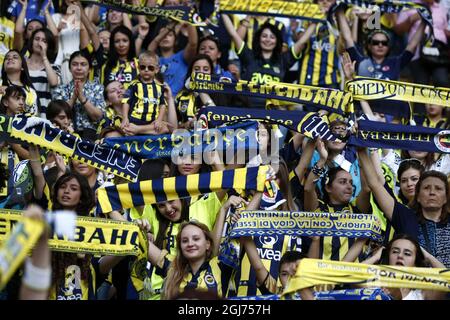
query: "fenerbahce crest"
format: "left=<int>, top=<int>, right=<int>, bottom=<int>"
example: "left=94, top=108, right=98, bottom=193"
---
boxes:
left=434, top=130, right=450, bottom=153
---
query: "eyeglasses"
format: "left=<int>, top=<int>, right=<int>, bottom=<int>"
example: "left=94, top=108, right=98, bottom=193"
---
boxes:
left=139, top=64, right=158, bottom=71
left=370, top=40, right=389, bottom=47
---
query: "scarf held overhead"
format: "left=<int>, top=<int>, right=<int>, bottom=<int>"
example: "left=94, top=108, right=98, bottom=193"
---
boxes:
left=190, top=73, right=354, bottom=115
left=0, top=210, right=147, bottom=257
left=199, top=106, right=338, bottom=141
left=3, top=115, right=141, bottom=182
left=346, top=77, right=450, bottom=108
left=283, top=259, right=450, bottom=295
left=349, top=119, right=450, bottom=153
left=229, top=211, right=383, bottom=242
left=96, top=165, right=269, bottom=213
left=80, top=0, right=205, bottom=26
left=103, top=122, right=259, bottom=159
left=219, top=0, right=326, bottom=23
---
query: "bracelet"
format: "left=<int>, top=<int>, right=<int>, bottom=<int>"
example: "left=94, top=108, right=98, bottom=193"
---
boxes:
left=29, top=159, right=41, bottom=162
left=80, top=99, right=87, bottom=106
left=311, top=163, right=326, bottom=177
left=22, top=258, right=52, bottom=292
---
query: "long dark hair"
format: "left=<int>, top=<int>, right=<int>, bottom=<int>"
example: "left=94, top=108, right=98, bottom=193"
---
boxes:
left=411, top=170, right=449, bottom=224
left=321, top=166, right=349, bottom=205
left=103, top=25, right=136, bottom=84
left=252, top=22, right=283, bottom=64
left=1, top=50, right=33, bottom=88
left=379, top=234, right=427, bottom=267
left=153, top=198, right=190, bottom=249
left=52, top=172, right=95, bottom=216
left=29, top=28, right=58, bottom=63
left=397, top=159, right=425, bottom=205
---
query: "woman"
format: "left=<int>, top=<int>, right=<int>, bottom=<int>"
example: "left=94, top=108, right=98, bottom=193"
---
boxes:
left=395, top=0, right=450, bottom=88
left=222, top=14, right=309, bottom=108
left=143, top=214, right=232, bottom=299
left=303, top=139, right=371, bottom=261
left=175, top=54, right=216, bottom=128
left=52, top=50, right=105, bottom=134
left=1, top=49, right=38, bottom=114
left=198, top=35, right=234, bottom=80
left=337, top=7, right=425, bottom=80
left=26, top=27, right=60, bottom=116
left=401, top=149, right=450, bottom=176
left=396, top=159, right=425, bottom=205
left=359, top=148, right=450, bottom=268
left=49, top=172, right=132, bottom=299
left=353, top=234, right=446, bottom=300
left=101, top=26, right=138, bottom=90
left=147, top=21, right=198, bottom=96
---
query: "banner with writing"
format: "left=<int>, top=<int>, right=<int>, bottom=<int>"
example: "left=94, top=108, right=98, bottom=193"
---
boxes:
left=0, top=210, right=147, bottom=257
left=4, top=115, right=141, bottom=182
left=229, top=211, right=383, bottom=242
left=199, top=106, right=338, bottom=141
left=229, top=288, right=391, bottom=300
left=349, top=119, right=450, bottom=153
left=103, top=122, right=259, bottom=159
left=283, top=259, right=450, bottom=295
left=80, top=0, right=206, bottom=26
left=96, top=165, right=269, bottom=213
left=0, top=216, right=44, bottom=290
left=191, top=73, right=354, bottom=115
left=345, top=77, right=450, bottom=108
left=219, top=0, right=326, bottom=23
left=331, top=0, right=433, bottom=37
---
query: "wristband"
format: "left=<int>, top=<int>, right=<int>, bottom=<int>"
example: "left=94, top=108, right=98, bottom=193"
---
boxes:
left=311, top=163, right=327, bottom=179
left=22, top=258, right=52, bottom=291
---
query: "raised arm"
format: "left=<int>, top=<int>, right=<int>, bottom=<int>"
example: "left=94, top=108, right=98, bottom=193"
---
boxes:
left=222, top=14, right=244, bottom=52
left=294, top=136, right=315, bottom=185
left=148, top=23, right=174, bottom=52
left=183, top=23, right=198, bottom=64
left=336, top=6, right=355, bottom=49
left=357, top=148, right=395, bottom=220
left=236, top=16, right=250, bottom=42
left=13, top=0, right=27, bottom=50
left=405, top=19, right=425, bottom=53
left=44, top=1, right=59, bottom=38
left=303, top=139, right=327, bottom=212
left=292, top=22, right=316, bottom=57
left=28, top=145, right=45, bottom=200
left=75, top=0, right=100, bottom=51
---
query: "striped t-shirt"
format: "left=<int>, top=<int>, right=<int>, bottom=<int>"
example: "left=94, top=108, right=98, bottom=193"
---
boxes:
left=28, top=64, right=61, bottom=116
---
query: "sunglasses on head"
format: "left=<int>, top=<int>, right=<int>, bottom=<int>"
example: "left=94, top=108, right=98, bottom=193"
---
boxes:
left=139, top=64, right=157, bottom=71
left=371, top=40, right=389, bottom=47
left=399, top=158, right=422, bottom=166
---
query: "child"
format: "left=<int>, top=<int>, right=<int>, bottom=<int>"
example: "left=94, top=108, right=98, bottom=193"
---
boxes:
left=121, top=51, right=168, bottom=134
left=46, top=99, right=74, bottom=133
left=0, top=85, right=26, bottom=116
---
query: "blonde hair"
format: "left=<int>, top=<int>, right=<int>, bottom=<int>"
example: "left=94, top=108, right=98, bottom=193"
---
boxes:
left=161, top=220, right=214, bottom=300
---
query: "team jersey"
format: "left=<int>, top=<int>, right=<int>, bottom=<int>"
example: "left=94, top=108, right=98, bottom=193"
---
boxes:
left=82, top=43, right=107, bottom=82
left=97, top=107, right=123, bottom=134
left=130, top=193, right=222, bottom=300
left=298, top=23, right=341, bottom=87
left=49, top=258, right=101, bottom=300
left=175, top=90, right=197, bottom=124
left=122, top=79, right=166, bottom=125
left=0, top=17, right=15, bottom=69
left=413, top=115, right=448, bottom=129
left=231, top=235, right=308, bottom=297
left=316, top=200, right=362, bottom=261
left=101, top=57, right=139, bottom=90
left=156, top=256, right=226, bottom=298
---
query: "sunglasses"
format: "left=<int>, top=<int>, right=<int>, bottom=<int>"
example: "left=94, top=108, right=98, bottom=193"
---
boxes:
left=371, top=40, right=389, bottom=47
left=139, top=64, right=157, bottom=71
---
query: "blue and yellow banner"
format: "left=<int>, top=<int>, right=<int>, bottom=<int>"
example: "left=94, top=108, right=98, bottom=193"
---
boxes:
left=80, top=0, right=206, bottom=26
left=283, top=259, right=450, bottom=295
left=349, top=119, right=450, bottom=153
left=96, top=165, right=269, bottom=213
left=3, top=115, right=141, bottom=181
left=0, top=209, right=147, bottom=257
left=103, top=122, right=259, bottom=159
left=191, top=73, right=354, bottom=115
left=345, top=77, right=450, bottom=108
left=199, top=106, right=338, bottom=141
left=229, top=211, right=383, bottom=242
left=219, top=0, right=326, bottom=23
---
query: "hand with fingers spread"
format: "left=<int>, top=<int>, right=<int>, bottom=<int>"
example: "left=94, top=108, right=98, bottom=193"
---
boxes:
left=342, top=52, right=356, bottom=80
